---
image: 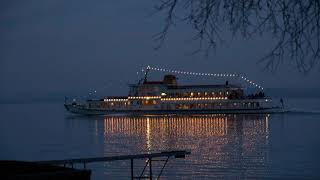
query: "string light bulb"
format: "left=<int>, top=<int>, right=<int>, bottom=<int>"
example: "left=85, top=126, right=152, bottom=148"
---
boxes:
left=146, top=66, right=264, bottom=90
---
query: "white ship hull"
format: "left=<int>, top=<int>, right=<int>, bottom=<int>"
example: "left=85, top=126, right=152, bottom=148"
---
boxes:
left=65, top=104, right=284, bottom=115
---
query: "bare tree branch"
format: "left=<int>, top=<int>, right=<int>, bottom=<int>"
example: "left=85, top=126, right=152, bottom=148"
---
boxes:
left=154, top=0, right=320, bottom=73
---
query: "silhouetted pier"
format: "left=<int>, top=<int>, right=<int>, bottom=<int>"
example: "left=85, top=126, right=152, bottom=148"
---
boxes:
left=0, top=160, right=90, bottom=180
left=36, top=150, right=191, bottom=180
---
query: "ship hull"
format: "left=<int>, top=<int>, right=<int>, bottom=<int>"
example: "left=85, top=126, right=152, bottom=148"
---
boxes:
left=65, top=104, right=284, bottom=116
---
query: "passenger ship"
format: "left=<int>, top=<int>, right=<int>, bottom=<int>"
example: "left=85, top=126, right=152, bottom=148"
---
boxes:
left=65, top=67, right=283, bottom=115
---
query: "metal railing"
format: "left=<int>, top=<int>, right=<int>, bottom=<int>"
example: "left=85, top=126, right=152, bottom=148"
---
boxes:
left=35, top=150, right=191, bottom=180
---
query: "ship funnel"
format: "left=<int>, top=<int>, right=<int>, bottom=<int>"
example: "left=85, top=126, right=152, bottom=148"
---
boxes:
left=163, top=74, right=177, bottom=85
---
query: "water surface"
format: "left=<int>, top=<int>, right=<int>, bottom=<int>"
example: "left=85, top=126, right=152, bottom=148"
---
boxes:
left=1, top=98, right=320, bottom=179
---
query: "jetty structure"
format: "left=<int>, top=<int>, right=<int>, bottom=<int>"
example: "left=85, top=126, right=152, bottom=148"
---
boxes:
left=65, top=66, right=283, bottom=115
left=35, top=150, right=191, bottom=180
left=1, top=150, right=190, bottom=180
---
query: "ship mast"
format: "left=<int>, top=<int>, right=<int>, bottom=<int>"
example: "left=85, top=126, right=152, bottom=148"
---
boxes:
left=143, top=65, right=151, bottom=83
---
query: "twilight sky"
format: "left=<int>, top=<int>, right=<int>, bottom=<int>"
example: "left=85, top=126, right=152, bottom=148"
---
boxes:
left=1, top=0, right=320, bottom=102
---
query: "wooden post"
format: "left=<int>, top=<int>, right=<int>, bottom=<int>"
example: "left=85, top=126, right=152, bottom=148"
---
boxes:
left=149, top=158, right=152, bottom=180
left=131, top=159, right=134, bottom=180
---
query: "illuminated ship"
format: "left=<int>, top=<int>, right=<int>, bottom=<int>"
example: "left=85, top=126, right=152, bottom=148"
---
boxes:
left=64, top=66, right=284, bottom=115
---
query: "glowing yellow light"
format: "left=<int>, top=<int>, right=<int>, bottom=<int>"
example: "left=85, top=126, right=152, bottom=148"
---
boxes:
left=160, top=97, right=227, bottom=101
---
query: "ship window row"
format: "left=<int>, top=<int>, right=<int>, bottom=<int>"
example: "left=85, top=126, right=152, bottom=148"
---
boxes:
left=165, top=90, right=243, bottom=98
left=162, top=102, right=260, bottom=110
left=88, top=101, right=131, bottom=109
left=88, top=101, right=260, bottom=109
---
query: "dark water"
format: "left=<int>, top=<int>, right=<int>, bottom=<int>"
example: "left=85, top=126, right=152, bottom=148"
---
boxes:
left=1, top=98, right=320, bottom=179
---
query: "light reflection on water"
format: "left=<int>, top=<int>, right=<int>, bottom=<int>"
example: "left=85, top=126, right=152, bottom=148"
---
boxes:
left=98, top=114, right=270, bottom=179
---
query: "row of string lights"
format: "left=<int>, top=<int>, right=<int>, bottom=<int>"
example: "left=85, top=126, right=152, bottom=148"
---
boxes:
left=145, top=66, right=264, bottom=90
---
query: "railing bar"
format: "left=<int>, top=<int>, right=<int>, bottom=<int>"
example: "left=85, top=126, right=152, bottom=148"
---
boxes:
left=157, top=156, right=170, bottom=179
left=149, top=157, right=152, bottom=180
left=150, top=160, right=167, bottom=162
left=133, top=177, right=149, bottom=179
left=34, top=151, right=190, bottom=165
left=131, top=159, right=133, bottom=180
left=139, top=159, right=149, bottom=178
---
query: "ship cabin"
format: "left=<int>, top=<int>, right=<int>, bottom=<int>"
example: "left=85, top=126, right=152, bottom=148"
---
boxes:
left=122, top=75, right=253, bottom=110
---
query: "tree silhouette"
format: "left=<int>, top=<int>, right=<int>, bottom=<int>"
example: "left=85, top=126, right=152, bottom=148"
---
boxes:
left=154, top=0, right=320, bottom=73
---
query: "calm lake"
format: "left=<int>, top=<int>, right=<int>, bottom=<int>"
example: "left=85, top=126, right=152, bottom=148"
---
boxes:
left=1, top=98, right=320, bottom=179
